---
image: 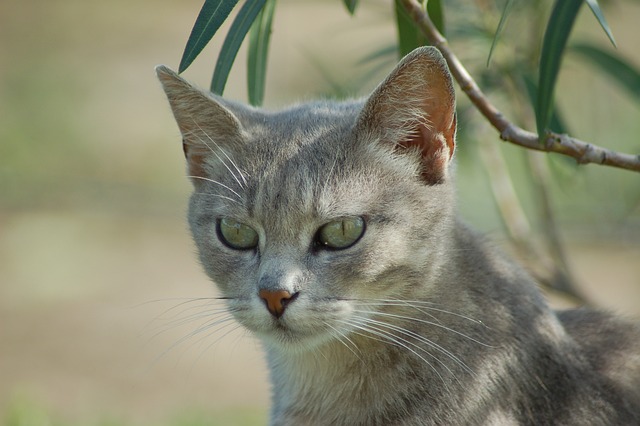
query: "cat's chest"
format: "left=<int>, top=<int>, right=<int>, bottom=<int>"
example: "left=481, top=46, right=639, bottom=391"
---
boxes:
left=267, top=346, right=444, bottom=425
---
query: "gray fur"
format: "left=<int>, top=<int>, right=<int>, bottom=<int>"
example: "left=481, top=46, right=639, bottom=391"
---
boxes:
left=157, top=47, right=640, bottom=425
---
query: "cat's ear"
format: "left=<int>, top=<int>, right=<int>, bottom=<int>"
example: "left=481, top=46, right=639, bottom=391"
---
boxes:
left=356, top=47, right=456, bottom=184
left=155, top=65, right=243, bottom=181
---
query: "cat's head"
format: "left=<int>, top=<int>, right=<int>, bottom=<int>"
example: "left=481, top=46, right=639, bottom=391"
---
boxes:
left=157, top=47, right=457, bottom=353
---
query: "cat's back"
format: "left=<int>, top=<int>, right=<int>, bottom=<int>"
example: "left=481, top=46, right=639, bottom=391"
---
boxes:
left=559, top=309, right=640, bottom=407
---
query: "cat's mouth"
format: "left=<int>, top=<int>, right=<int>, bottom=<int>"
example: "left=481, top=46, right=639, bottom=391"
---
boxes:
left=246, top=311, right=342, bottom=350
left=260, top=316, right=315, bottom=340
left=251, top=323, right=321, bottom=351
left=272, top=320, right=292, bottom=333
left=232, top=297, right=354, bottom=349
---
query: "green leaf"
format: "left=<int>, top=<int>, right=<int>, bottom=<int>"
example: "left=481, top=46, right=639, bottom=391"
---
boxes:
left=523, top=73, right=569, bottom=135
left=487, top=0, right=515, bottom=67
left=522, top=72, right=580, bottom=184
left=427, top=0, right=445, bottom=36
left=179, top=0, right=241, bottom=73
left=394, top=0, right=428, bottom=57
left=247, top=0, right=277, bottom=106
left=535, top=0, right=582, bottom=142
left=211, top=0, right=267, bottom=94
left=571, top=42, right=640, bottom=104
left=342, top=0, right=358, bottom=16
left=584, top=0, right=616, bottom=47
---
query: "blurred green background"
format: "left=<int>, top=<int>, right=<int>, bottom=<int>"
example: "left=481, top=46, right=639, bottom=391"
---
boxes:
left=1, top=0, right=639, bottom=425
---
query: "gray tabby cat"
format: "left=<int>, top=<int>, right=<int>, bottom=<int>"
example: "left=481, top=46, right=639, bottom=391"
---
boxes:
left=157, top=47, right=640, bottom=425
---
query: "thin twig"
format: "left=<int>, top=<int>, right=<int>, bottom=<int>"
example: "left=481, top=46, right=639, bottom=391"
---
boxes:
left=525, top=151, right=584, bottom=300
left=477, top=123, right=587, bottom=304
left=399, top=0, right=640, bottom=173
left=476, top=128, right=533, bottom=250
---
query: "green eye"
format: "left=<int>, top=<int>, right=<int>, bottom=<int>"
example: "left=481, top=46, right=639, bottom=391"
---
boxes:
left=218, top=218, right=259, bottom=250
left=317, top=217, right=365, bottom=249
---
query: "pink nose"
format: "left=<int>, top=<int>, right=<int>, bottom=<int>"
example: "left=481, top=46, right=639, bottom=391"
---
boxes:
left=259, top=289, right=297, bottom=318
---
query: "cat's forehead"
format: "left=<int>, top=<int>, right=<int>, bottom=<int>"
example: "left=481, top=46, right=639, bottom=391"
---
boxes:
left=245, top=128, right=375, bottom=223
left=202, top=99, right=423, bottom=227
left=239, top=100, right=362, bottom=149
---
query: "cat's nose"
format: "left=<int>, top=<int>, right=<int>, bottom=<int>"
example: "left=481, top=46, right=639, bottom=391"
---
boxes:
left=258, top=289, right=298, bottom=318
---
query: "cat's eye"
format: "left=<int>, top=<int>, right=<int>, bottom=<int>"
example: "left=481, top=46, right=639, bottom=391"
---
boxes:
left=217, top=218, right=259, bottom=250
left=317, top=217, right=365, bottom=250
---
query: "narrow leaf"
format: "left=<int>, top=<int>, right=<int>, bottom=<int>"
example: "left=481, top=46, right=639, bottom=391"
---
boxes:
left=394, top=0, right=428, bottom=57
left=342, top=0, right=358, bottom=16
left=427, top=0, right=445, bottom=36
left=523, top=72, right=580, bottom=183
left=523, top=73, right=569, bottom=135
left=584, top=0, right=616, bottom=47
left=247, top=0, right=277, bottom=106
left=571, top=43, right=640, bottom=104
left=487, top=0, right=515, bottom=67
left=179, top=0, right=241, bottom=73
left=211, top=0, right=267, bottom=94
left=536, top=0, right=582, bottom=142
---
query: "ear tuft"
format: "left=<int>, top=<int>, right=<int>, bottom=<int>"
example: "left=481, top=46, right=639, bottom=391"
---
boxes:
left=155, top=64, right=176, bottom=79
left=356, top=47, right=456, bottom=185
left=155, top=65, right=243, bottom=184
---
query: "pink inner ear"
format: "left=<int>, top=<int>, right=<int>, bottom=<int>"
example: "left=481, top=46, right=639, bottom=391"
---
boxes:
left=183, top=141, right=207, bottom=179
left=399, top=113, right=456, bottom=184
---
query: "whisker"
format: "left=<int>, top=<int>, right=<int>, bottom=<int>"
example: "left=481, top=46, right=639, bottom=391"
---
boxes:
left=187, top=322, right=246, bottom=379
left=323, top=321, right=362, bottom=361
left=316, top=146, right=341, bottom=198
left=352, top=300, right=441, bottom=324
left=133, top=296, right=223, bottom=311
left=154, top=314, right=238, bottom=364
left=353, top=310, right=493, bottom=348
left=388, top=300, right=488, bottom=326
left=192, top=191, right=242, bottom=205
left=352, top=317, right=462, bottom=381
left=149, top=308, right=232, bottom=339
left=153, top=297, right=225, bottom=317
left=339, top=318, right=450, bottom=390
left=191, top=320, right=245, bottom=358
left=140, top=297, right=226, bottom=335
left=354, top=298, right=487, bottom=326
left=355, top=316, right=474, bottom=377
left=192, top=123, right=248, bottom=189
left=187, top=175, right=242, bottom=200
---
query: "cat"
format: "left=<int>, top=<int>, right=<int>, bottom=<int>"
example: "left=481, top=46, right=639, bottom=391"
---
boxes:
left=156, top=47, right=640, bottom=425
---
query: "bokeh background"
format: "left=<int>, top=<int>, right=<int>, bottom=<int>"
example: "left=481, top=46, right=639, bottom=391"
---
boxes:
left=1, top=0, right=639, bottom=424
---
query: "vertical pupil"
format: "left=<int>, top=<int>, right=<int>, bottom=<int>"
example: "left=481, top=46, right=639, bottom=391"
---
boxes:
left=317, top=217, right=364, bottom=249
left=219, top=219, right=257, bottom=249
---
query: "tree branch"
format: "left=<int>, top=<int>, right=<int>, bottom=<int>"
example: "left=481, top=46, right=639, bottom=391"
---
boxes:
left=399, top=0, right=640, bottom=173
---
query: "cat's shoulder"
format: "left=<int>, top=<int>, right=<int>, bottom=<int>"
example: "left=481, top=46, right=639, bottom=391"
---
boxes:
left=558, top=308, right=640, bottom=352
left=558, top=308, right=640, bottom=399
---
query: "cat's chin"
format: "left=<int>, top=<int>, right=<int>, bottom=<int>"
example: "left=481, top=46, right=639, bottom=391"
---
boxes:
left=256, top=327, right=336, bottom=354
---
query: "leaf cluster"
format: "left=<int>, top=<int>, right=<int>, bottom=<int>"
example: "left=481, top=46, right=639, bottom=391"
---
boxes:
left=179, top=0, right=276, bottom=106
left=177, top=0, right=639, bottom=142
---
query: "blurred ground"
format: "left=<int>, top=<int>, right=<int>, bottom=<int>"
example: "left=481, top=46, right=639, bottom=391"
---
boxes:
left=1, top=0, right=639, bottom=425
